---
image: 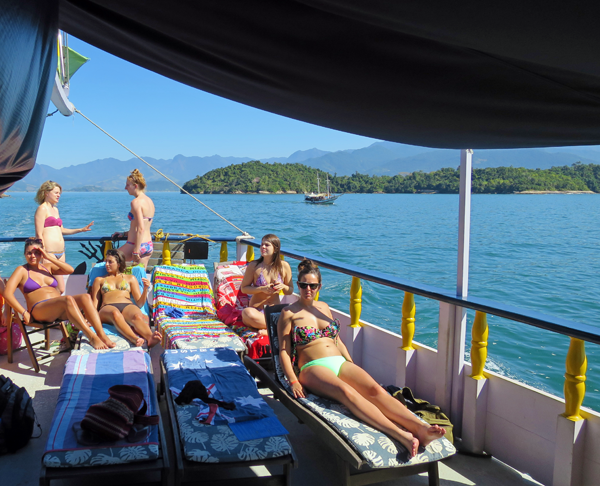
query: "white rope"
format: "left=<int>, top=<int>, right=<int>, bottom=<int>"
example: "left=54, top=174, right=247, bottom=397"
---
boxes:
left=75, top=109, right=250, bottom=236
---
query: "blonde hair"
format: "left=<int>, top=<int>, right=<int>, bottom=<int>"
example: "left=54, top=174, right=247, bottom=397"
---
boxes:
left=127, top=169, right=147, bottom=191
left=35, top=181, right=62, bottom=205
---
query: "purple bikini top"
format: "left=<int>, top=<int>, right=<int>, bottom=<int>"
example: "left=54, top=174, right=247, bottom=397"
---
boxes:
left=44, top=216, right=63, bottom=227
left=22, top=265, right=58, bottom=294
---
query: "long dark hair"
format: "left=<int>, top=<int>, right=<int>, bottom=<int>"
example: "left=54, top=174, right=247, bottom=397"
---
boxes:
left=298, top=259, right=321, bottom=283
left=24, top=237, right=43, bottom=253
left=255, top=234, right=284, bottom=279
left=105, top=249, right=127, bottom=273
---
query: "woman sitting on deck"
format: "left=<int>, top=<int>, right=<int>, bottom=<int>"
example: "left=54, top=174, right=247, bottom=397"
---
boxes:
left=240, top=234, right=293, bottom=334
left=277, top=259, right=446, bottom=458
left=112, top=169, right=155, bottom=268
left=3, top=238, right=115, bottom=350
left=91, top=249, right=162, bottom=348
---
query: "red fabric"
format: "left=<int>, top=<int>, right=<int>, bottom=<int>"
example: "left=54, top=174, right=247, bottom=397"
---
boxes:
left=246, top=334, right=270, bottom=360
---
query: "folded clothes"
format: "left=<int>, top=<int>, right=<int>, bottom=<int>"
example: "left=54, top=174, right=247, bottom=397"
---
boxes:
left=164, top=306, right=184, bottom=318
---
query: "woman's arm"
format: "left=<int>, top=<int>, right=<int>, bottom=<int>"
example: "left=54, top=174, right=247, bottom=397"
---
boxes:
left=130, top=276, right=150, bottom=307
left=3, top=267, right=28, bottom=323
left=277, top=309, right=305, bottom=398
left=91, top=277, right=103, bottom=309
left=281, top=261, right=294, bottom=295
left=34, top=206, right=46, bottom=242
left=39, top=248, right=74, bottom=276
left=62, top=221, right=94, bottom=235
left=335, top=335, right=353, bottom=363
left=131, top=201, right=144, bottom=261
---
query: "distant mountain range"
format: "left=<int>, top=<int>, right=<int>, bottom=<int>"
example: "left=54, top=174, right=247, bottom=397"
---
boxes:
left=9, top=142, right=600, bottom=192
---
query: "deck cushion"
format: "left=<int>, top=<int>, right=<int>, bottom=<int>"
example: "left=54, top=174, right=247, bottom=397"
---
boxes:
left=43, top=350, right=160, bottom=468
left=163, top=348, right=292, bottom=463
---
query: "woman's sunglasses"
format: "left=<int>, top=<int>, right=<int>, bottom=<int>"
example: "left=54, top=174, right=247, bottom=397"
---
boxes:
left=297, top=282, right=319, bottom=290
left=26, top=237, right=43, bottom=244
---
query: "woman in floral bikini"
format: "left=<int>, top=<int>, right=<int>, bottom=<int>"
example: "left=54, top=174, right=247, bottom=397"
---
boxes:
left=278, top=259, right=446, bottom=458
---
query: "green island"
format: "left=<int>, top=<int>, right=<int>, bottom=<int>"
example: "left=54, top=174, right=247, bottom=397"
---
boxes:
left=182, top=160, right=600, bottom=194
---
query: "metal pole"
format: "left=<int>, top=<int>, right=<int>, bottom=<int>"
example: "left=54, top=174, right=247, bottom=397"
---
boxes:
left=450, top=148, right=473, bottom=434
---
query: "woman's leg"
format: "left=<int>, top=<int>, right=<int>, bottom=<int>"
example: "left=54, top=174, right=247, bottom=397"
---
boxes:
left=99, top=305, right=144, bottom=347
left=300, top=365, right=419, bottom=457
left=122, top=306, right=162, bottom=348
left=338, top=362, right=445, bottom=447
left=31, top=296, right=108, bottom=350
left=241, top=307, right=267, bottom=334
left=71, top=294, right=115, bottom=348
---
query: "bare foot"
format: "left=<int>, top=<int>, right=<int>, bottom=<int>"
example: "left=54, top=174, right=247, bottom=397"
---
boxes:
left=99, top=333, right=116, bottom=348
left=415, top=424, right=446, bottom=448
left=257, top=329, right=268, bottom=336
left=89, top=334, right=108, bottom=350
left=395, top=430, right=419, bottom=458
left=147, top=330, right=162, bottom=348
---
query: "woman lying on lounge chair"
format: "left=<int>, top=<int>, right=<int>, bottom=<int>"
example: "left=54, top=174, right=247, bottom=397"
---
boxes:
left=278, top=259, right=446, bottom=458
left=240, top=233, right=293, bottom=334
left=3, top=237, right=115, bottom=350
left=91, top=249, right=162, bottom=348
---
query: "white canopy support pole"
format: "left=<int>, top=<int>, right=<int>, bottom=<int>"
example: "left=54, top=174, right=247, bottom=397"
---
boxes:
left=451, top=148, right=473, bottom=434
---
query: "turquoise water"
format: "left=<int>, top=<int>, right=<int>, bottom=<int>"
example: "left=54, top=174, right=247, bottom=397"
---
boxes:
left=2, top=192, right=599, bottom=410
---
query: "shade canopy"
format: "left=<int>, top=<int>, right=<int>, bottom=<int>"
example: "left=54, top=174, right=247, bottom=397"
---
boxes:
left=3, top=0, right=600, bottom=192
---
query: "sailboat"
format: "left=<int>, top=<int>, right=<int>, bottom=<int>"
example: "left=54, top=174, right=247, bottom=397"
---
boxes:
left=304, top=173, right=342, bottom=204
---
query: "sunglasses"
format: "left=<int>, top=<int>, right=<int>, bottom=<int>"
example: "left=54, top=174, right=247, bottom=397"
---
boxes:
left=297, top=282, right=319, bottom=290
left=26, top=237, right=43, bottom=244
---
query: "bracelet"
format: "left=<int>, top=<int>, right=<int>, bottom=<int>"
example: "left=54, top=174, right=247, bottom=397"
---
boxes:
left=289, top=379, right=299, bottom=385
left=133, top=252, right=140, bottom=256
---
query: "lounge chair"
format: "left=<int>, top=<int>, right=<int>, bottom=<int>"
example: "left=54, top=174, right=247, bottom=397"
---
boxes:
left=161, top=347, right=296, bottom=485
left=40, top=349, right=168, bottom=486
left=244, top=304, right=456, bottom=486
left=152, top=264, right=245, bottom=353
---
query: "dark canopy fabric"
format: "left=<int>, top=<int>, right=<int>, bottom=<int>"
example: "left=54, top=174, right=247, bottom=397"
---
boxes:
left=58, top=0, right=600, bottom=149
left=4, top=1, right=600, bottom=192
left=0, top=0, right=57, bottom=194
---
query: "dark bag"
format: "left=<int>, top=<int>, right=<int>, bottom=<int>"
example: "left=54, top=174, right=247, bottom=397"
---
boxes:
left=0, top=375, right=38, bottom=454
left=81, top=385, right=159, bottom=441
left=386, top=385, right=454, bottom=444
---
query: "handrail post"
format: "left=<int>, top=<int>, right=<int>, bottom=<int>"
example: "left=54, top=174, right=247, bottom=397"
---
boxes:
left=220, top=242, right=228, bottom=262
left=350, top=277, right=362, bottom=328
left=246, top=245, right=254, bottom=262
left=461, top=310, right=489, bottom=453
left=397, top=292, right=417, bottom=389
left=553, top=338, right=587, bottom=486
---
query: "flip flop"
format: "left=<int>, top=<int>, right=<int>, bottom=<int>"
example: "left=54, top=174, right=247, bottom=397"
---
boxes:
left=72, top=422, right=104, bottom=446
left=127, top=423, right=149, bottom=443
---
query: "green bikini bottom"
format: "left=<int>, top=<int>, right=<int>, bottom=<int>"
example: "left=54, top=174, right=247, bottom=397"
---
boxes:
left=300, top=356, right=347, bottom=376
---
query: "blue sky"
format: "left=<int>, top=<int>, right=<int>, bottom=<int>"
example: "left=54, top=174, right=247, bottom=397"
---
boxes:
left=37, top=36, right=378, bottom=169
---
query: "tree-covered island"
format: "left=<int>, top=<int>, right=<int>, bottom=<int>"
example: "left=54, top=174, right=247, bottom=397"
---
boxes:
left=182, top=161, right=600, bottom=194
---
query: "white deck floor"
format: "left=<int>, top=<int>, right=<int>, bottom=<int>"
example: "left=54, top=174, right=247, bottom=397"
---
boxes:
left=0, top=335, right=544, bottom=486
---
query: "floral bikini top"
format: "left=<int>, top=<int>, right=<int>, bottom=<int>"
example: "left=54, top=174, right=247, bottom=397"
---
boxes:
left=294, top=319, right=341, bottom=346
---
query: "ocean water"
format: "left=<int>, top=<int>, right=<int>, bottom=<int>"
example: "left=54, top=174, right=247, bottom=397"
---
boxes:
left=1, top=191, right=599, bottom=410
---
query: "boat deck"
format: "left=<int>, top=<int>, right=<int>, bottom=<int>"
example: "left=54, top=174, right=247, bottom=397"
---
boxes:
left=0, top=338, right=543, bottom=486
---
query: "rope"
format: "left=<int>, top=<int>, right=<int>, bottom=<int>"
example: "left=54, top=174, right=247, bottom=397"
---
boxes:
left=46, top=109, right=59, bottom=118
left=154, top=230, right=215, bottom=244
left=74, top=109, right=250, bottom=236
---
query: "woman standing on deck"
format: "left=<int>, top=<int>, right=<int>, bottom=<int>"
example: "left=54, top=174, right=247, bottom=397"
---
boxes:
left=34, top=181, right=94, bottom=293
left=278, top=259, right=446, bottom=458
left=3, top=238, right=115, bottom=350
left=91, top=249, right=162, bottom=348
left=240, top=234, right=293, bottom=334
left=113, top=169, right=155, bottom=268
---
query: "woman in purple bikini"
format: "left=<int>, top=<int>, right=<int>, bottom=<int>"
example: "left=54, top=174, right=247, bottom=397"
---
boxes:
left=34, top=181, right=94, bottom=293
left=112, top=169, right=155, bottom=268
left=3, top=238, right=115, bottom=350
left=240, top=234, right=293, bottom=334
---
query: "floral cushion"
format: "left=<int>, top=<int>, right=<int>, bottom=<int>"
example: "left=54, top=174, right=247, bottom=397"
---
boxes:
left=266, top=309, right=456, bottom=468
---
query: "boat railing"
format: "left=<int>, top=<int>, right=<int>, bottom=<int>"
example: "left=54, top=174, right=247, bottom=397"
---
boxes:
left=1, top=234, right=595, bottom=485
